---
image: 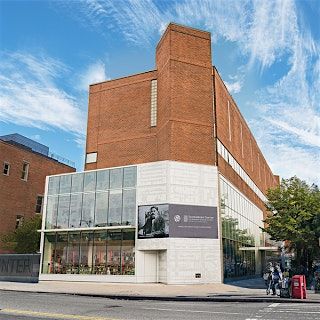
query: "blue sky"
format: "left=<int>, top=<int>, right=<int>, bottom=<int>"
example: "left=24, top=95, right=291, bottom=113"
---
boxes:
left=0, top=0, right=319, bottom=185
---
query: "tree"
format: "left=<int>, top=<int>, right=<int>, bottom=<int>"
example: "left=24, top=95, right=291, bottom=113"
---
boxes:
left=0, top=215, right=42, bottom=253
left=263, top=176, right=320, bottom=273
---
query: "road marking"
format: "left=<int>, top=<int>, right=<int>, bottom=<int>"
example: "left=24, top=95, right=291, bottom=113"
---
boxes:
left=142, top=307, right=242, bottom=315
left=268, top=310, right=320, bottom=314
left=268, top=303, right=280, bottom=307
left=0, top=308, right=118, bottom=320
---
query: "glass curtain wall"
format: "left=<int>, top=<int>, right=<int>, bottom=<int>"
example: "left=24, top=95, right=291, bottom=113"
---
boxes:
left=42, top=166, right=137, bottom=276
left=42, top=230, right=135, bottom=275
left=220, top=177, right=263, bottom=279
left=45, top=167, right=136, bottom=229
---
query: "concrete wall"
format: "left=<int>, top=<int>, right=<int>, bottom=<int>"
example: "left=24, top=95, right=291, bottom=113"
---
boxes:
left=136, top=161, right=222, bottom=284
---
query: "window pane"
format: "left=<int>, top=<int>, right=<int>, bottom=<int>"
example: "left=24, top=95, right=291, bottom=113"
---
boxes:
left=108, top=190, right=122, bottom=226
left=84, top=171, right=96, bottom=192
left=96, top=170, right=109, bottom=190
left=123, top=167, right=136, bottom=188
left=56, top=195, right=70, bottom=229
left=42, top=233, right=56, bottom=274
left=59, top=175, right=71, bottom=194
left=48, top=176, right=60, bottom=195
left=35, top=196, right=43, bottom=214
left=69, top=194, right=82, bottom=228
left=121, top=230, right=135, bottom=275
left=79, top=232, right=94, bottom=274
left=21, top=162, right=29, bottom=180
left=81, top=193, right=95, bottom=227
left=107, top=230, right=121, bottom=275
left=122, top=189, right=136, bottom=225
left=110, top=168, right=123, bottom=189
left=54, top=233, right=68, bottom=274
left=46, top=196, right=58, bottom=229
left=71, top=173, right=83, bottom=193
left=66, top=232, right=80, bottom=274
left=93, top=231, right=107, bottom=274
left=95, top=192, right=108, bottom=227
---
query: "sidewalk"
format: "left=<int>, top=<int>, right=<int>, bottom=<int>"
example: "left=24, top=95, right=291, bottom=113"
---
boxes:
left=0, top=278, right=319, bottom=303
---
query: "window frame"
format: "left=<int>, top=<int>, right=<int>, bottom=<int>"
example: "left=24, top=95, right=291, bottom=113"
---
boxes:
left=21, top=161, right=29, bottom=181
left=3, top=162, right=10, bottom=176
left=35, top=195, right=44, bottom=214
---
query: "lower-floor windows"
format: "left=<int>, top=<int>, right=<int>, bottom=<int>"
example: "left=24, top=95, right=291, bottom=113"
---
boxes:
left=42, top=229, right=135, bottom=276
left=223, top=238, right=256, bottom=279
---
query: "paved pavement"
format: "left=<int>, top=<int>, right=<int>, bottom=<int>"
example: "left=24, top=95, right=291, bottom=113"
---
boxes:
left=0, top=278, right=319, bottom=303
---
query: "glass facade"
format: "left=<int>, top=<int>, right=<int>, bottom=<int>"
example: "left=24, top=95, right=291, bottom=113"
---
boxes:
left=220, top=176, right=263, bottom=279
left=42, top=229, right=135, bottom=275
left=42, top=167, right=136, bottom=276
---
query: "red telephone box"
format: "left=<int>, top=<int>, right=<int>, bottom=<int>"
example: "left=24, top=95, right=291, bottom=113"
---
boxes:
left=291, top=275, right=307, bottom=299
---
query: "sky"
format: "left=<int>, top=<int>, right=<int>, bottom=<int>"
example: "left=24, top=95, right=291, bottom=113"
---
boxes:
left=0, top=0, right=319, bottom=186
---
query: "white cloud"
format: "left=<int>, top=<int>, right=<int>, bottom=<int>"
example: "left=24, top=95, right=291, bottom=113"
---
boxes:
left=62, top=0, right=167, bottom=46
left=260, top=142, right=320, bottom=186
left=79, top=61, right=108, bottom=91
left=224, top=81, right=242, bottom=94
left=0, top=52, right=86, bottom=139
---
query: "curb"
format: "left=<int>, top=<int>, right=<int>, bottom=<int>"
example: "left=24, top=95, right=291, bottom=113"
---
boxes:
left=1, top=289, right=319, bottom=303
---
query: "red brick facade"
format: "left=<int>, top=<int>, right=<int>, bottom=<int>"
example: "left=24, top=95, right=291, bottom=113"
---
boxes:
left=85, top=23, right=278, bottom=210
left=0, top=140, right=75, bottom=253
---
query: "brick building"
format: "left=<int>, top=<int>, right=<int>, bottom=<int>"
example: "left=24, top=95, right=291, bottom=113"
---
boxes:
left=0, top=134, right=75, bottom=253
left=39, top=23, right=279, bottom=284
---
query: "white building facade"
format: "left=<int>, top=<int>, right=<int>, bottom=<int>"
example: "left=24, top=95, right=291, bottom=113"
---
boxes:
left=40, top=160, right=263, bottom=284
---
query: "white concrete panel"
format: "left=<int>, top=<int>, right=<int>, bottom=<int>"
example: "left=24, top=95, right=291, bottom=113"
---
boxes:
left=168, top=162, right=219, bottom=207
left=135, top=161, right=223, bottom=284
left=165, top=238, right=222, bottom=284
left=136, top=238, right=169, bottom=251
left=158, top=250, right=167, bottom=283
left=137, top=162, right=168, bottom=206
left=137, top=161, right=219, bottom=207
left=39, top=274, right=136, bottom=282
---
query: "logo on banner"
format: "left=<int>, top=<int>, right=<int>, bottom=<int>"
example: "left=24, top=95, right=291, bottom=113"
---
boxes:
left=174, top=214, right=181, bottom=223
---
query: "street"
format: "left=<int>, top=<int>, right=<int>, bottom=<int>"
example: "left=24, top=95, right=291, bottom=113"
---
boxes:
left=0, top=291, right=320, bottom=320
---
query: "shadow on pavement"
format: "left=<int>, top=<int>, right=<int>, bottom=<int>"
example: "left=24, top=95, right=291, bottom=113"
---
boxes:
left=227, top=277, right=266, bottom=289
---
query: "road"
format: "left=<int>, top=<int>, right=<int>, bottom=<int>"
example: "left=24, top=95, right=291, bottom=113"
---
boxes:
left=0, top=291, right=320, bottom=320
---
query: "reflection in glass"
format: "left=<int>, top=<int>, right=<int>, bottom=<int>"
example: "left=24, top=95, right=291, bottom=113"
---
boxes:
left=110, top=168, right=123, bottom=189
left=42, top=233, right=56, bottom=274
left=84, top=171, right=96, bottom=192
left=109, top=190, right=122, bottom=226
left=220, top=178, right=258, bottom=279
left=95, top=192, right=108, bottom=227
left=123, top=167, right=136, bottom=188
left=41, top=230, right=136, bottom=275
left=46, top=196, right=58, bottom=229
left=66, top=232, right=80, bottom=274
left=93, top=231, right=107, bottom=274
left=48, top=176, right=60, bottom=195
left=96, top=170, right=109, bottom=191
left=69, top=193, right=82, bottom=228
left=80, top=232, right=94, bottom=274
left=71, top=173, right=83, bottom=193
left=107, top=230, right=121, bottom=275
left=59, top=175, right=71, bottom=194
left=121, top=230, right=135, bottom=275
left=122, top=189, right=136, bottom=225
left=54, top=233, right=68, bottom=274
left=81, top=193, right=95, bottom=227
left=56, top=195, right=70, bottom=229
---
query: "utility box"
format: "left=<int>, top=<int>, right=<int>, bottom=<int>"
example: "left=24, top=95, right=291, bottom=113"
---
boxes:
left=291, top=275, right=307, bottom=299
